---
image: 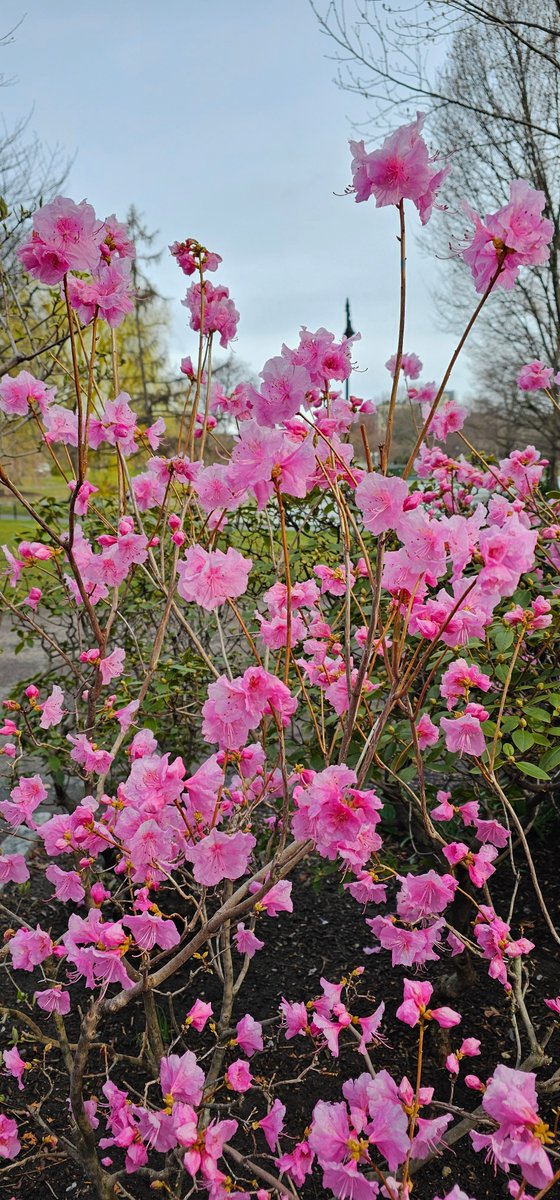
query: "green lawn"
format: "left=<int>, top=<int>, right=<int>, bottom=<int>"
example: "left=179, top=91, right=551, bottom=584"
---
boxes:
left=0, top=515, right=35, bottom=545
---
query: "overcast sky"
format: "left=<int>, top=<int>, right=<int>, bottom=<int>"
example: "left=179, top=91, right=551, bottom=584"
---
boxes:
left=1, top=0, right=467, bottom=398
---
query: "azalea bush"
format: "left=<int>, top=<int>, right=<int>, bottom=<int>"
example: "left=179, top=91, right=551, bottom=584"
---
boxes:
left=1, top=115, right=560, bottom=1200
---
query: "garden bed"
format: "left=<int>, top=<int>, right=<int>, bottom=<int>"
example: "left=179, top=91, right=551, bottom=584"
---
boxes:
left=1, top=832, right=558, bottom=1199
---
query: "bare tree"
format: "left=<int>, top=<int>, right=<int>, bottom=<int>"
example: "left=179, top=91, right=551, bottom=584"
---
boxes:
left=310, top=0, right=560, bottom=139
left=311, top=0, right=560, bottom=480
left=425, top=1, right=560, bottom=482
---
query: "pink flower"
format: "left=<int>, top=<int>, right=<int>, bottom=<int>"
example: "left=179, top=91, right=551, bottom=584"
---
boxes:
left=258, top=1099, right=285, bottom=1150
left=202, top=668, right=296, bottom=749
left=67, top=259, right=134, bottom=327
left=177, top=1114, right=237, bottom=1180
left=409, top=379, right=437, bottom=404
left=412, top=1113, right=453, bottom=1160
left=39, top=684, right=65, bottom=729
left=477, top=1064, right=553, bottom=1189
left=424, top=396, right=466, bottom=442
left=396, top=870, right=457, bottom=922
left=416, top=712, right=439, bottom=749
left=226, top=420, right=314, bottom=506
left=18, top=196, right=103, bottom=283
left=63, top=910, right=135, bottom=991
left=248, top=878, right=293, bottom=916
left=463, top=180, right=553, bottom=293
left=0, top=853, right=29, bottom=884
left=234, top=923, right=264, bottom=957
left=361, top=1073, right=410, bottom=1173
left=226, top=1058, right=252, bottom=1092
left=293, top=325, right=358, bottom=386
left=396, top=979, right=461, bottom=1029
left=235, top=1014, right=263, bottom=1057
left=368, top=915, right=445, bottom=967
left=100, top=214, right=136, bottom=263
left=0, top=773, right=48, bottom=828
left=124, top=911, right=180, bottom=951
left=473, top=817, right=510, bottom=847
left=45, top=864, right=86, bottom=904
left=99, top=647, right=125, bottom=686
left=43, top=403, right=79, bottom=446
left=0, top=370, right=56, bottom=416
left=2, top=545, right=23, bottom=587
left=276, top=1140, right=315, bottom=1187
left=128, top=728, right=157, bottom=760
left=8, top=925, right=53, bottom=971
left=517, top=360, right=553, bottom=391
left=446, top=1038, right=481, bottom=1075
left=292, top=764, right=382, bottom=864
left=34, top=986, right=71, bottom=1015
left=68, top=733, right=114, bottom=775
left=251, top=355, right=311, bottom=427
left=439, top=658, right=491, bottom=709
left=170, top=237, right=222, bottom=276
left=3, top=1046, right=27, bottom=1090
left=24, top=586, right=42, bottom=610
left=308, top=1099, right=358, bottom=1167
left=280, top=997, right=309, bottom=1039
left=355, top=472, right=409, bottom=536
left=184, top=999, right=213, bottom=1031
left=314, top=562, right=355, bottom=596
left=474, top=905, right=534, bottom=987
left=183, top=279, right=239, bottom=348
left=544, top=996, right=560, bottom=1015
left=358, top=1002, right=385, bottom=1053
left=386, top=351, right=423, bottom=379
left=440, top=713, right=486, bottom=757
left=442, top=842, right=498, bottom=888
left=322, top=1161, right=378, bottom=1198
left=89, top=393, right=138, bottom=454
left=186, top=828, right=256, bottom=886
left=0, top=1114, right=20, bottom=1159
left=160, top=1051, right=204, bottom=1108
left=177, top=544, right=252, bottom=611
left=349, top=114, right=448, bottom=223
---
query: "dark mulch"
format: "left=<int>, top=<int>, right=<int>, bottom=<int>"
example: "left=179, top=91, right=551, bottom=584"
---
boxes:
left=1, top=835, right=559, bottom=1200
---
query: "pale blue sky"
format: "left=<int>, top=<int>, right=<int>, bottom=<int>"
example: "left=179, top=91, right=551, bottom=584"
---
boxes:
left=1, top=0, right=465, bottom=397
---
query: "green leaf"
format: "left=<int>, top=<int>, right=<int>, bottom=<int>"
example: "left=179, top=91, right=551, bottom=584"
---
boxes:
left=501, top=714, right=519, bottom=733
left=494, top=626, right=514, bottom=652
left=540, top=745, right=560, bottom=773
left=512, top=729, right=534, bottom=752
left=523, top=706, right=551, bottom=724
left=514, top=761, right=551, bottom=781
left=399, top=766, right=417, bottom=783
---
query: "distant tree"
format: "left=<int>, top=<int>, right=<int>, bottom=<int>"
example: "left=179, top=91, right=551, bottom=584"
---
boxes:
left=310, top=1, right=560, bottom=140
left=311, top=0, right=560, bottom=481
left=424, top=0, right=560, bottom=483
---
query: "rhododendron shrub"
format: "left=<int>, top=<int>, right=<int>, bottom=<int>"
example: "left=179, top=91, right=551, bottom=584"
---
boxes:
left=0, top=123, right=559, bottom=1200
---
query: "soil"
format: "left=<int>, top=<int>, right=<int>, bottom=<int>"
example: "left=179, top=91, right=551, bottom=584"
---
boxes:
left=1, top=835, right=559, bottom=1200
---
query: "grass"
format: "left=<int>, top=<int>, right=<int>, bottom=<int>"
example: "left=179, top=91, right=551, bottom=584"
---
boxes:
left=0, top=515, right=35, bottom=545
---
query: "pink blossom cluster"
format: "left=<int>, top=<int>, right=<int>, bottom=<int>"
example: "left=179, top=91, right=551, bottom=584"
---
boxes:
left=17, top=195, right=135, bottom=326
left=1, top=125, right=559, bottom=1200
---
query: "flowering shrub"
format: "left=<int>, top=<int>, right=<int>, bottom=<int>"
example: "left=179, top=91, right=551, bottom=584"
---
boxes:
left=0, top=117, right=560, bottom=1200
